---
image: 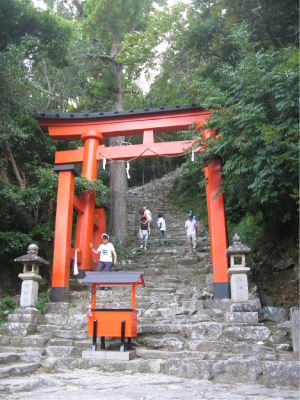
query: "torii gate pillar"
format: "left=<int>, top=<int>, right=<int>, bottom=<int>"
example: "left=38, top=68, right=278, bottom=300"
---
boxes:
left=76, top=131, right=103, bottom=278
left=51, top=131, right=103, bottom=301
left=204, top=158, right=229, bottom=298
left=52, top=164, right=79, bottom=302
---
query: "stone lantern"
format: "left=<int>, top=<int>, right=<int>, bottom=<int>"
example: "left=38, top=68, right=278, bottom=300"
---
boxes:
left=226, top=234, right=251, bottom=303
left=15, top=244, right=49, bottom=308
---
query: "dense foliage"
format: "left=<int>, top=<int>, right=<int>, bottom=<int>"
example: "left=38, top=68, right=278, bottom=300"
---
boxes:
left=0, top=0, right=298, bottom=294
left=192, top=32, right=299, bottom=236
left=0, top=0, right=109, bottom=295
left=122, top=0, right=299, bottom=242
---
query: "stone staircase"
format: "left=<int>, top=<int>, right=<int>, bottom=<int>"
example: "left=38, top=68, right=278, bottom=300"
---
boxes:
left=0, top=171, right=299, bottom=389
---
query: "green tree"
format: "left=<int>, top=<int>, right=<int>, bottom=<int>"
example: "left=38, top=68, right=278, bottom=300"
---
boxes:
left=119, top=2, right=192, bottom=107
left=0, top=0, right=73, bottom=67
left=81, top=0, right=167, bottom=245
left=127, top=1, right=298, bottom=245
left=188, top=28, right=299, bottom=237
left=122, top=0, right=299, bottom=107
left=0, top=0, right=107, bottom=295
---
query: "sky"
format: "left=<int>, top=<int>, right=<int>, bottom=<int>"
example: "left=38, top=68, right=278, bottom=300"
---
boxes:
left=33, top=0, right=188, bottom=9
left=32, top=0, right=189, bottom=93
left=33, top=0, right=46, bottom=9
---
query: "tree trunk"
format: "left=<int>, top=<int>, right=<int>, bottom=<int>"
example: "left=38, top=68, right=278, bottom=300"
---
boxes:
left=4, top=140, right=26, bottom=189
left=108, top=58, right=128, bottom=245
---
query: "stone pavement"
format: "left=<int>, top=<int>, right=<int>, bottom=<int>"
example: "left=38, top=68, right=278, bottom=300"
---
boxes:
left=0, top=369, right=298, bottom=399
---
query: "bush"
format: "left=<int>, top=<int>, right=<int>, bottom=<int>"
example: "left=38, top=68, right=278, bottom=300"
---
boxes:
left=0, top=296, right=17, bottom=322
left=0, top=296, right=16, bottom=314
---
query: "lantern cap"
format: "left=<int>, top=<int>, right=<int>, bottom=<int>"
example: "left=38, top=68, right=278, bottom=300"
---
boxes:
left=226, top=234, right=251, bottom=257
left=14, top=244, right=49, bottom=265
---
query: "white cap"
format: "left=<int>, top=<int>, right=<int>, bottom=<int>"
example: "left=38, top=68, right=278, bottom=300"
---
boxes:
left=101, top=233, right=109, bottom=240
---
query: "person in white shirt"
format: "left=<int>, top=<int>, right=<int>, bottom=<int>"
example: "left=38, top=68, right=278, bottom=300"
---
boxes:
left=185, top=212, right=198, bottom=253
left=157, top=213, right=166, bottom=247
left=143, top=206, right=152, bottom=226
left=89, top=233, right=117, bottom=271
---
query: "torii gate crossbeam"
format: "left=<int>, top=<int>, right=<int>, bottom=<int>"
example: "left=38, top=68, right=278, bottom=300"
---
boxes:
left=35, top=104, right=229, bottom=302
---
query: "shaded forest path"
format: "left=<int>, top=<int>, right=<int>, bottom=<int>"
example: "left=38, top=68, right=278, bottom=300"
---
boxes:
left=0, top=171, right=299, bottom=395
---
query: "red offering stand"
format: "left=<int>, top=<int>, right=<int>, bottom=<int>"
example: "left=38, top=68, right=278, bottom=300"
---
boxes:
left=82, top=272, right=145, bottom=352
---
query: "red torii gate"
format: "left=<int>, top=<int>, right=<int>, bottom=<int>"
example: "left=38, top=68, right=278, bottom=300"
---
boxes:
left=35, top=104, right=229, bottom=302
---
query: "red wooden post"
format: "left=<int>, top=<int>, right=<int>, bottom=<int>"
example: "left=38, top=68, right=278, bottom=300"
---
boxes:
left=73, top=204, right=83, bottom=274
left=132, top=284, right=136, bottom=309
left=204, top=158, right=229, bottom=298
left=78, top=131, right=103, bottom=275
left=51, top=166, right=79, bottom=302
left=91, top=205, right=109, bottom=271
left=204, top=165, right=214, bottom=267
left=92, top=284, right=96, bottom=309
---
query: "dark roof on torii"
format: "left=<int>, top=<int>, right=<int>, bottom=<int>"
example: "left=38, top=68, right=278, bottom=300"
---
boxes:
left=34, top=103, right=204, bottom=121
left=35, top=103, right=211, bottom=139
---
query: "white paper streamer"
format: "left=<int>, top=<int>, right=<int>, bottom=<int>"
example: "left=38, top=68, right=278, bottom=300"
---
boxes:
left=191, top=150, right=194, bottom=162
left=73, top=249, right=79, bottom=275
left=86, top=304, right=93, bottom=318
left=102, top=156, right=106, bottom=170
left=126, top=161, right=130, bottom=179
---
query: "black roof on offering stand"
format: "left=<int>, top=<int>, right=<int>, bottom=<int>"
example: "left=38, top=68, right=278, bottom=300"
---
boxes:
left=82, top=271, right=145, bottom=286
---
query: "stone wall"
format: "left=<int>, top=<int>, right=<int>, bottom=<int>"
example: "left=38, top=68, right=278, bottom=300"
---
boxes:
left=127, top=203, right=136, bottom=235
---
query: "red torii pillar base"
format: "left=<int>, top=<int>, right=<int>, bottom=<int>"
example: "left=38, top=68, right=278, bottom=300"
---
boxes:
left=204, top=158, right=230, bottom=299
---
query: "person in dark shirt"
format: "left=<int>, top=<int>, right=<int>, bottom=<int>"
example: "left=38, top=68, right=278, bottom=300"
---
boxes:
left=139, top=216, right=150, bottom=249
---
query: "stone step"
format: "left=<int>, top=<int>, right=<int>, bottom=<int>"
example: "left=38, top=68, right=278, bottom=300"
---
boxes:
left=137, top=323, right=182, bottom=335
left=93, top=292, right=180, bottom=302
left=46, top=346, right=82, bottom=358
left=136, top=239, right=187, bottom=245
left=9, top=335, right=50, bottom=348
left=0, top=347, right=45, bottom=361
left=43, top=302, right=72, bottom=314
left=221, top=325, right=272, bottom=342
left=53, top=329, right=87, bottom=340
left=44, top=314, right=68, bottom=325
left=225, top=311, right=259, bottom=324
left=40, top=355, right=164, bottom=375
left=149, top=287, right=177, bottom=293
left=0, top=172, right=297, bottom=389
left=1, top=322, right=38, bottom=336
left=0, top=335, right=11, bottom=346
left=36, top=353, right=300, bottom=389
left=47, top=338, right=100, bottom=350
left=140, top=282, right=179, bottom=288
left=49, top=338, right=73, bottom=346
left=74, top=339, right=95, bottom=349
left=278, top=353, right=300, bottom=361
left=136, top=348, right=224, bottom=360
left=37, top=325, right=62, bottom=334
left=0, top=362, right=40, bottom=379
left=146, top=277, right=182, bottom=284
left=161, top=358, right=300, bottom=388
left=0, top=352, right=19, bottom=364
